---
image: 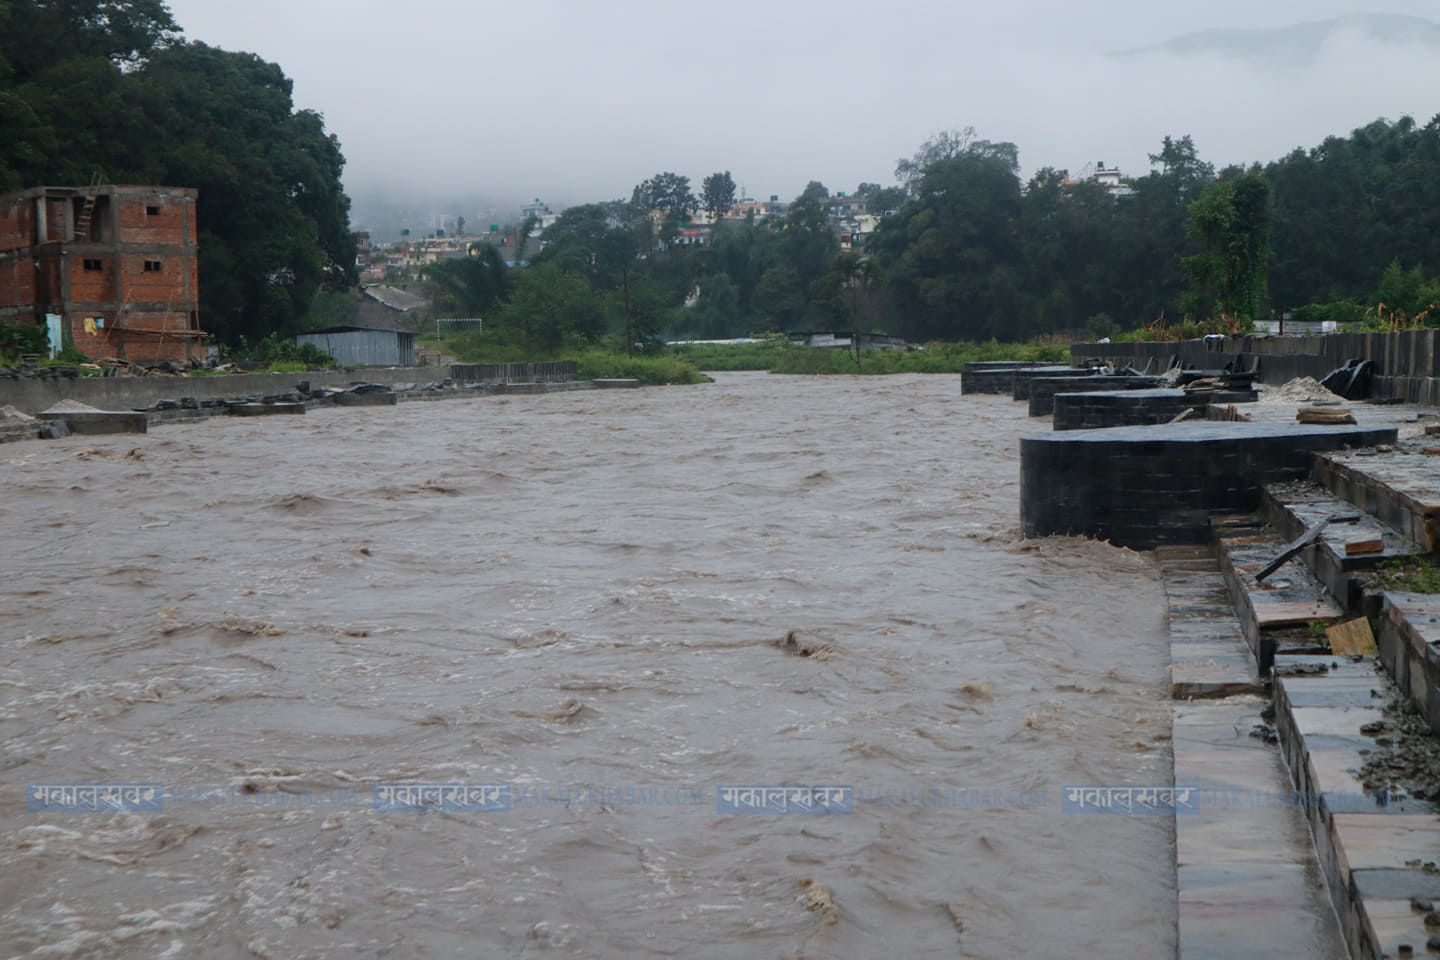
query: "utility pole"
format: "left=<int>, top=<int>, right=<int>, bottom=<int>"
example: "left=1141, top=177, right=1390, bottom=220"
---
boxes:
left=623, top=266, right=633, bottom=358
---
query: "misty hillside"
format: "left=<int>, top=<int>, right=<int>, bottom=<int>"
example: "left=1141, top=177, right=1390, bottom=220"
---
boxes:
left=1111, top=13, right=1440, bottom=67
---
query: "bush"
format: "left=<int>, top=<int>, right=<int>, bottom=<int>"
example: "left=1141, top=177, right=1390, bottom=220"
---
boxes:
left=667, top=337, right=796, bottom=370
left=223, top=333, right=336, bottom=369
left=767, top=339, right=1068, bottom=375
left=1290, top=300, right=1366, bottom=327
left=571, top=350, right=706, bottom=385
left=1373, top=558, right=1440, bottom=594
left=0, top=320, right=49, bottom=364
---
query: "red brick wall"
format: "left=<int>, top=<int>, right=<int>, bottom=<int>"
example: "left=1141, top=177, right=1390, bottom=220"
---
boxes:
left=68, top=255, right=117, bottom=303
left=0, top=194, right=35, bottom=251
left=72, top=311, right=196, bottom=364
left=122, top=253, right=185, bottom=303
left=36, top=253, right=62, bottom=304
left=0, top=255, right=38, bottom=310
left=44, top=199, right=68, bottom=243
left=115, top=193, right=194, bottom=246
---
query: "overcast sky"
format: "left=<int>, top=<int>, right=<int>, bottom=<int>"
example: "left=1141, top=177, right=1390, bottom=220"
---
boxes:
left=163, top=0, right=1440, bottom=228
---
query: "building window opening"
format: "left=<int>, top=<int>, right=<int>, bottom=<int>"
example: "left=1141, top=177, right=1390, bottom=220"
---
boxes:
left=146, top=205, right=161, bottom=216
left=143, top=260, right=163, bottom=272
left=82, top=258, right=103, bottom=271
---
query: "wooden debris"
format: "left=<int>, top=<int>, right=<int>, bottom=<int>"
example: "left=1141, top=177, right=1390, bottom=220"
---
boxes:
left=1213, top=403, right=1250, bottom=422
left=1425, top=423, right=1440, bottom=436
left=1344, top=538, right=1385, bottom=556
left=1168, top=407, right=1199, bottom=423
left=1296, top=406, right=1356, bottom=425
left=1327, top=618, right=1378, bottom=656
left=1255, top=513, right=1361, bottom=582
left=1184, top=377, right=1225, bottom=393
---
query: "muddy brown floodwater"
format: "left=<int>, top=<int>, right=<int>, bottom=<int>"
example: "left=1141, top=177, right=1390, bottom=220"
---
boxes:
left=0, top=371, right=1176, bottom=958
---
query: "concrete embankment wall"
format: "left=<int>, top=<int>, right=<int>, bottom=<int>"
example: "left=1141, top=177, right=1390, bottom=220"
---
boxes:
left=1070, top=329, right=1440, bottom=404
left=0, top=363, right=577, bottom=415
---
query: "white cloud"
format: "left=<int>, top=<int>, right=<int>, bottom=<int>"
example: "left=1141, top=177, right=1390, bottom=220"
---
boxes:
left=160, top=0, right=1440, bottom=228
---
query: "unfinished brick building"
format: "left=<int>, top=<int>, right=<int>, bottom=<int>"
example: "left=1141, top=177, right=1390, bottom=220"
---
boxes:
left=0, top=184, right=204, bottom=365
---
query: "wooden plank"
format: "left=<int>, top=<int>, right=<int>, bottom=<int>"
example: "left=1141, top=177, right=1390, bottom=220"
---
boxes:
left=1327, top=618, right=1378, bottom=656
left=1253, top=599, right=1345, bottom=627
left=1255, top=514, right=1361, bottom=582
left=1297, top=407, right=1356, bottom=425
left=1344, top=538, right=1385, bottom=556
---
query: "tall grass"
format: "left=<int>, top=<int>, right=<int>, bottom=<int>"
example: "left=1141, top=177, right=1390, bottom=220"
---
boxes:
left=767, top=340, right=1069, bottom=375
left=420, top=328, right=1068, bottom=382
left=570, top=350, right=708, bottom=385
left=425, top=329, right=708, bottom=386
left=668, top=338, right=797, bottom=370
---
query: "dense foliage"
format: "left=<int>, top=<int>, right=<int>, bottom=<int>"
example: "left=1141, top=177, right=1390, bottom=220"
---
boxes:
left=487, top=119, right=1440, bottom=350
left=0, top=0, right=357, bottom=345
left=0, top=318, right=49, bottom=365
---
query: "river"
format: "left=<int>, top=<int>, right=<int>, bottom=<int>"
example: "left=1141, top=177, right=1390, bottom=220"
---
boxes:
left=0, top=371, right=1175, bottom=958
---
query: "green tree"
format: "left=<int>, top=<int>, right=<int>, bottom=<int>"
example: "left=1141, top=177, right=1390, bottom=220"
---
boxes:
left=4, top=0, right=178, bottom=83
left=424, top=242, right=511, bottom=318
left=1374, top=261, right=1440, bottom=322
left=1266, top=116, right=1440, bottom=310
left=783, top=181, right=837, bottom=286
left=701, top=170, right=736, bottom=222
left=1181, top=173, right=1270, bottom=322
left=632, top=171, right=698, bottom=253
left=865, top=185, right=907, bottom=215
left=489, top=262, right=604, bottom=351
left=1089, top=133, right=1216, bottom=327
left=896, top=127, right=1019, bottom=190
left=514, top=214, right=538, bottom=264
left=872, top=144, right=1023, bottom=340
left=536, top=201, right=639, bottom=291
left=633, top=171, right=698, bottom=219
left=689, top=272, right=742, bottom=338
left=127, top=42, right=357, bottom=341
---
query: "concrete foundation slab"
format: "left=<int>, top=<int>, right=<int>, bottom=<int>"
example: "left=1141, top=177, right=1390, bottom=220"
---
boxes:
left=36, top=411, right=147, bottom=435
left=1021, top=421, right=1398, bottom=549
left=229, top=403, right=306, bottom=416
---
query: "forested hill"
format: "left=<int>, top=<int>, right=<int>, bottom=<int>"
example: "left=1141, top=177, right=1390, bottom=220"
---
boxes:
left=501, top=121, right=1440, bottom=351
left=0, top=0, right=357, bottom=344
left=1112, top=14, right=1440, bottom=68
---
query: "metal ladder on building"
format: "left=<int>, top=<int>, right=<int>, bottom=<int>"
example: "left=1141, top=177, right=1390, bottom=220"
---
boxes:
left=73, top=172, right=102, bottom=239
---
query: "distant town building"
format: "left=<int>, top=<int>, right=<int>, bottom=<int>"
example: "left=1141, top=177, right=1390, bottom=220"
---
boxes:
left=0, top=184, right=203, bottom=364
left=519, top=199, right=559, bottom=231
left=1063, top=162, right=1135, bottom=197
left=730, top=197, right=769, bottom=220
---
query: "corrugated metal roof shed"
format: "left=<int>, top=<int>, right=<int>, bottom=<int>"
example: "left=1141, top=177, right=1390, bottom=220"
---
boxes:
left=296, top=327, right=414, bottom=367
left=360, top=285, right=425, bottom=312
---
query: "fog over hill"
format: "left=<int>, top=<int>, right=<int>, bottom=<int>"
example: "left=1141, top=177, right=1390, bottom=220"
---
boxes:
left=1112, top=13, right=1440, bottom=67
left=158, top=0, right=1440, bottom=241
